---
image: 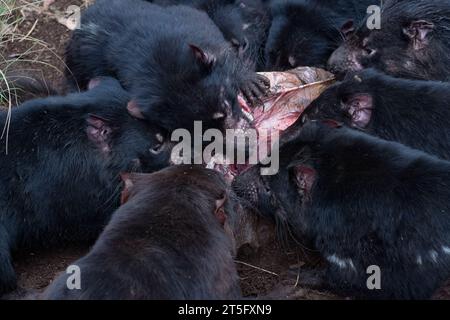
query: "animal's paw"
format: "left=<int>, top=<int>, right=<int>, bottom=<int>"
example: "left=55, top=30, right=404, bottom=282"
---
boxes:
left=240, top=74, right=270, bottom=107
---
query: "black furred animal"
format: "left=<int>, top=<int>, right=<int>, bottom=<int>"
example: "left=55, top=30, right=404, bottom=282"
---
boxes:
left=313, top=0, right=377, bottom=22
left=149, top=0, right=271, bottom=70
left=300, top=69, right=450, bottom=160
left=265, top=0, right=377, bottom=71
left=66, top=0, right=269, bottom=134
left=328, top=0, right=450, bottom=81
left=0, top=77, right=170, bottom=296
left=44, top=166, right=242, bottom=300
left=233, top=120, right=450, bottom=299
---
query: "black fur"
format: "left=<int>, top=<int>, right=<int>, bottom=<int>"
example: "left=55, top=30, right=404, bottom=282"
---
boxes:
left=265, top=0, right=377, bottom=71
left=313, top=0, right=377, bottom=21
left=234, top=121, right=450, bottom=299
left=328, top=0, right=450, bottom=81
left=149, top=0, right=271, bottom=70
left=0, top=78, right=170, bottom=295
left=66, top=0, right=268, bottom=133
left=300, top=69, right=450, bottom=160
left=43, top=166, right=241, bottom=300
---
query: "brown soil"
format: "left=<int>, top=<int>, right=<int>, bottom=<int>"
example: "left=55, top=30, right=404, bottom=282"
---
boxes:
left=1, top=0, right=449, bottom=301
left=1, top=0, right=89, bottom=96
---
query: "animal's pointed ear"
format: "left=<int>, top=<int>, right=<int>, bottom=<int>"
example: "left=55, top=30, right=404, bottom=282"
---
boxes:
left=214, top=193, right=227, bottom=226
left=403, top=20, right=434, bottom=50
left=88, top=78, right=102, bottom=90
left=120, top=172, right=150, bottom=204
left=127, top=100, right=145, bottom=120
left=189, top=44, right=216, bottom=70
left=321, top=119, right=343, bottom=128
left=120, top=172, right=134, bottom=204
left=292, top=165, right=316, bottom=199
left=86, top=114, right=112, bottom=153
left=340, top=20, right=355, bottom=39
left=342, top=93, right=373, bottom=128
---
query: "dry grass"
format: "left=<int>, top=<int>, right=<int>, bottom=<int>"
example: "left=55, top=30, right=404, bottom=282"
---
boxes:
left=0, top=0, right=59, bottom=152
left=0, top=0, right=84, bottom=108
left=1, top=0, right=19, bottom=107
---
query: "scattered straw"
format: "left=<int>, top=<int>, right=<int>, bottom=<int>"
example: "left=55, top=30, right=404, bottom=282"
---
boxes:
left=235, top=260, right=279, bottom=276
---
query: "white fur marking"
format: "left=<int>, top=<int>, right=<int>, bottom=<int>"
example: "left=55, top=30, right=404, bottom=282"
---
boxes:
left=442, top=246, right=450, bottom=255
left=416, top=255, right=423, bottom=265
left=327, top=255, right=346, bottom=268
left=348, top=260, right=356, bottom=271
left=327, top=255, right=356, bottom=271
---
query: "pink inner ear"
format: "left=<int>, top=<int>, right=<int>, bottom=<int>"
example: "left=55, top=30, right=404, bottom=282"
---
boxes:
left=86, top=115, right=105, bottom=129
left=321, top=119, right=342, bottom=128
left=120, top=173, right=133, bottom=204
left=86, top=115, right=111, bottom=153
left=215, top=195, right=227, bottom=225
left=127, top=100, right=145, bottom=120
left=340, top=20, right=355, bottom=38
left=347, top=94, right=373, bottom=128
left=120, top=172, right=132, bottom=184
left=293, top=165, right=316, bottom=196
left=215, top=208, right=226, bottom=226
left=88, top=78, right=102, bottom=90
left=189, top=44, right=216, bottom=68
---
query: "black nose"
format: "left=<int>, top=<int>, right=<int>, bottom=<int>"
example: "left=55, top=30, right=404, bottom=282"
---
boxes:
left=327, top=62, right=339, bottom=74
left=327, top=62, right=347, bottom=78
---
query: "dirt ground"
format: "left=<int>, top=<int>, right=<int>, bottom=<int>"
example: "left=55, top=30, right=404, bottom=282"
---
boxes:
left=1, top=0, right=449, bottom=300
left=1, top=0, right=336, bottom=300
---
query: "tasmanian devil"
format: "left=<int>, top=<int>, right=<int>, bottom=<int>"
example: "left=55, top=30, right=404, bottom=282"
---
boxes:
left=0, top=77, right=171, bottom=296
left=233, top=120, right=450, bottom=299
left=298, top=68, right=450, bottom=160
left=265, top=0, right=377, bottom=71
left=328, top=0, right=450, bottom=81
left=311, top=0, right=379, bottom=22
left=148, top=0, right=271, bottom=70
left=66, top=0, right=269, bottom=134
left=43, top=165, right=243, bottom=300
left=202, top=0, right=271, bottom=70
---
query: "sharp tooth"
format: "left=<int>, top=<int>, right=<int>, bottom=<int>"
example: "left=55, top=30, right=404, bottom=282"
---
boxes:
left=263, top=102, right=273, bottom=112
left=242, top=109, right=254, bottom=122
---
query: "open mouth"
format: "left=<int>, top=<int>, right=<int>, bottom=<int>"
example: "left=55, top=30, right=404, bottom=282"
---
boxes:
left=211, top=67, right=335, bottom=182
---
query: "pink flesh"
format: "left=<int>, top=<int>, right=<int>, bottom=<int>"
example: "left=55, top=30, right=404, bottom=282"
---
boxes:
left=248, top=90, right=306, bottom=133
left=216, top=68, right=335, bottom=182
left=215, top=91, right=313, bottom=181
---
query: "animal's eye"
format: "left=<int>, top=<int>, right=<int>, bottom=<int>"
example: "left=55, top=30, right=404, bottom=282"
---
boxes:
left=364, top=47, right=377, bottom=57
left=213, top=112, right=226, bottom=120
left=150, top=133, right=164, bottom=154
left=362, top=38, right=376, bottom=57
left=150, top=144, right=163, bottom=155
